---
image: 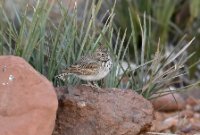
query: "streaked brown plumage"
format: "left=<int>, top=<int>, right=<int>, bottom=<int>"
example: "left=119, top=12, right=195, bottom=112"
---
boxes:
left=56, top=44, right=112, bottom=87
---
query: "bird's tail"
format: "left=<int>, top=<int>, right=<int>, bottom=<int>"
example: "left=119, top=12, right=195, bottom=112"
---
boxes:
left=55, top=72, right=69, bottom=81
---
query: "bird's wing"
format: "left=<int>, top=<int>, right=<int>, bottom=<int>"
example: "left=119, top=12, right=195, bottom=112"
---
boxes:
left=63, top=56, right=100, bottom=75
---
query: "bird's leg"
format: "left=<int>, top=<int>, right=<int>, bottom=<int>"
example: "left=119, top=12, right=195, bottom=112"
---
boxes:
left=92, top=81, right=101, bottom=89
left=82, top=81, right=101, bottom=90
left=88, top=81, right=95, bottom=87
left=82, top=81, right=94, bottom=87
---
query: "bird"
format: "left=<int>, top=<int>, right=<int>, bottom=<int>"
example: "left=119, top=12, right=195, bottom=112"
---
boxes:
left=55, top=44, right=112, bottom=88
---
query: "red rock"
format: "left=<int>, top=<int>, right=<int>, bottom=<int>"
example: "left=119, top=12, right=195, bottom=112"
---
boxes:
left=194, top=113, right=200, bottom=119
left=186, top=104, right=193, bottom=110
left=193, top=104, right=200, bottom=113
left=151, top=93, right=185, bottom=112
left=53, top=86, right=154, bottom=135
left=186, top=96, right=199, bottom=106
left=192, top=122, right=200, bottom=131
left=151, top=119, right=178, bottom=132
left=180, top=110, right=194, bottom=118
left=0, top=56, right=58, bottom=135
left=181, top=124, right=193, bottom=133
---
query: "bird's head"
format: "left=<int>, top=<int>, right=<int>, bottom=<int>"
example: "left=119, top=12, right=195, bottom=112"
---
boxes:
left=95, top=44, right=110, bottom=62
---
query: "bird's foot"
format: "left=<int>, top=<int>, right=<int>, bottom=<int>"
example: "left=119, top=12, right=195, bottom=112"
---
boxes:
left=82, top=81, right=103, bottom=92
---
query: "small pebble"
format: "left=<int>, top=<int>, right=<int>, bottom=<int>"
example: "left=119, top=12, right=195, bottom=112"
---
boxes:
left=194, top=113, right=200, bottom=119
left=180, top=110, right=194, bottom=118
left=193, top=105, right=200, bottom=113
left=9, top=75, right=15, bottom=81
left=2, top=65, right=7, bottom=72
left=77, top=101, right=86, bottom=108
left=186, top=104, right=192, bottom=110
left=181, top=124, right=192, bottom=133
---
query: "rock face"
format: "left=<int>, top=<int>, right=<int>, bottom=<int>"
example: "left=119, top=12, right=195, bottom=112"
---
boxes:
left=151, top=93, right=185, bottom=112
left=53, top=86, right=153, bottom=135
left=0, top=56, right=58, bottom=135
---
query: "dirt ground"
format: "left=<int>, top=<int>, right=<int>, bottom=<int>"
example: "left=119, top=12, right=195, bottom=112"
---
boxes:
left=150, top=96, right=200, bottom=134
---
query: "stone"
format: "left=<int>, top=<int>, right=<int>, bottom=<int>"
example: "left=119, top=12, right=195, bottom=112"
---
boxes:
left=53, top=86, right=153, bottom=135
left=151, top=93, right=185, bottom=112
left=0, top=56, right=58, bottom=135
left=193, top=104, right=200, bottom=113
left=186, top=96, right=199, bottom=106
